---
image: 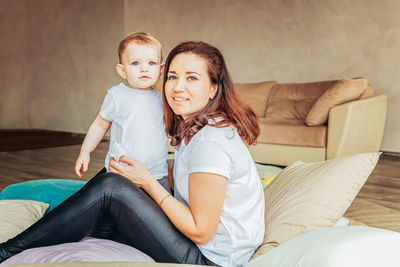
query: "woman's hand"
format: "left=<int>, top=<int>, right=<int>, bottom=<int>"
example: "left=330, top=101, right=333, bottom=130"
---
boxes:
left=109, top=156, right=155, bottom=189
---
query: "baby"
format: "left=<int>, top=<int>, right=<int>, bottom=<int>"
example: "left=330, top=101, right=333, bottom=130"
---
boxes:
left=75, top=32, right=169, bottom=191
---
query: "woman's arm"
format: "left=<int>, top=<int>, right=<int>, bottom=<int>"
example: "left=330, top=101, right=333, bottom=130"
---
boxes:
left=109, top=157, right=227, bottom=245
left=149, top=172, right=227, bottom=244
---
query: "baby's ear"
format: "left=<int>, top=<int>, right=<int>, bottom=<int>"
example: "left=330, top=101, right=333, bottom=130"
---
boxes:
left=158, top=63, right=165, bottom=80
left=160, top=63, right=165, bottom=74
left=116, top=64, right=126, bottom=79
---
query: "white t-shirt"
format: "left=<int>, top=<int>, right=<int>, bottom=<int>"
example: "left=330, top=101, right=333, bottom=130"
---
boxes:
left=173, top=123, right=265, bottom=267
left=100, top=83, right=168, bottom=180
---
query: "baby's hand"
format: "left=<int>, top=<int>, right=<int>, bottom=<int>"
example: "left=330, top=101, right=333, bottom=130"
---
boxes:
left=110, top=143, right=127, bottom=162
left=112, top=156, right=128, bottom=165
left=75, top=151, right=90, bottom=178
left=109, top=156, right=154, bottom=189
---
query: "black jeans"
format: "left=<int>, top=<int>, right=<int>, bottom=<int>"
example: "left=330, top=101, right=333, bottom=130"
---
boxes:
left=0, top=172, right=215, bottom=265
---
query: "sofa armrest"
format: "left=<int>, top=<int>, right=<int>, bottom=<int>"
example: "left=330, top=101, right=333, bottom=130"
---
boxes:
left=326, top=94, right=387, bottom=159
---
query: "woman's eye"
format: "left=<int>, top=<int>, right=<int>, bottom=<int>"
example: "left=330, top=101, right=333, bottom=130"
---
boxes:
left=188, top=76, right=197, bottom=81
left=168, top=75, right=177, bottom=80
left=149, top=61, right=157, bottom=66
left=132, top=61, right=139, bottom=66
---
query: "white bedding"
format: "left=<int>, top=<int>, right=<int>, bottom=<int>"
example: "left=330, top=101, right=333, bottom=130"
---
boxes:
left=247, top=226, right=400, bottom=267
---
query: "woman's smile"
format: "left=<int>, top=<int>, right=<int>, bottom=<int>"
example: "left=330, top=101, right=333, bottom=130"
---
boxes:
left=173, top=96, right=189, bottom=102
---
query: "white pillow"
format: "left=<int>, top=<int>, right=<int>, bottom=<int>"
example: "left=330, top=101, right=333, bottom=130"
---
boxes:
left=247, top=226, right=400, bottom=267
left=1, top=237, right=154, bottom=265
left=0, top=199, right=49, bottom=243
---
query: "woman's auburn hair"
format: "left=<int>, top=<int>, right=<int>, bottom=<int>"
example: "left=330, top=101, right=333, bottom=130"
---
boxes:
left=162, top=41, right=260, bottom=147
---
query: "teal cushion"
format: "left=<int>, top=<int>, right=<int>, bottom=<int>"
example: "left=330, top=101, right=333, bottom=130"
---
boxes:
left=0, top=179, right=86, bottom=214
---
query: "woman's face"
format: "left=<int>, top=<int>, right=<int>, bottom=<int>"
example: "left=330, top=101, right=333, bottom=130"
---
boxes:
left=165, top=53, right=217, bottom=120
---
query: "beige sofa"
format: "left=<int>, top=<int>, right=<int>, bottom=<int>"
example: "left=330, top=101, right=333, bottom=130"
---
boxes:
left=234, top=78, right=387, bottom=166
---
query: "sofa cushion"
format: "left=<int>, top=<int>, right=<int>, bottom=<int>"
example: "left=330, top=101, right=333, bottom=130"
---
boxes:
left=359, top=82, right=374, bottom=99
left=234, top=81, right=276, bottom=118
left=258, top=118, right=327, bottom=147
left=0, top=199, right=49, bottom=243
left=1, top=237, right=155, bottom=265
left=265, top=80, right=337, bottom=120
left=0, top=179, right=87, bottom=214
left=252, top=152, right=380, bottom=259
left=306, top=78, right=368, bottom=126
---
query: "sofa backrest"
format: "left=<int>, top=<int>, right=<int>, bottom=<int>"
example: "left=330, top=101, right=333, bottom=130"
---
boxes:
left=265, top=80, right=337, bottom=120
left=234, top=77, right=374, bottom=126
left=234, top=81, right=277, bottom=118
left=235, top=78, right=374, bottom=125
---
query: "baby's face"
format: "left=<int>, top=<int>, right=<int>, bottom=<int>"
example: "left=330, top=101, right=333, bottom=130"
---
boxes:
left=119, top=43, right=162, bottom=90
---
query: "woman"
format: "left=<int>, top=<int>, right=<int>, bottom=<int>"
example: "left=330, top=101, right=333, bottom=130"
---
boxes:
left=0, top=41, right=265, bottom=266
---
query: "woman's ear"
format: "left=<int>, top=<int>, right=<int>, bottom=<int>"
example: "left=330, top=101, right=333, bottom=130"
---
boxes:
left=116, top=64, right=126, bottom=79
left=209, top=84, right=218, bottom=99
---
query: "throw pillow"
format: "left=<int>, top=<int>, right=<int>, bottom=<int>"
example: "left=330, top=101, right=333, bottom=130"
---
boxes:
left=1, top=237, right=154, bottom=265
left=252, top=152, right=380, bottom=259
left=247, top=226, right=400, bottom=267
left=0, top=179, right=86, bottom=214
left=305, top=78, right=368, bottom=126
left=359, top=82, right=374, bottom=99
left=0, top=199, right=49, bottom=243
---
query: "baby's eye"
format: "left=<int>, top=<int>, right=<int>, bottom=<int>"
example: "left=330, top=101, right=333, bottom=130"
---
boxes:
left=188, top=76, right=197, bottom=81
left=132, top=61, right=139, bottom=66
left=149, top=61, right=157, bottom=66
left=167, top=75, right=177, bottom=80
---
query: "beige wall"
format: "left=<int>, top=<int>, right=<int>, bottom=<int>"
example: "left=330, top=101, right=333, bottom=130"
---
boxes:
left=27, top=0, right=124, bottom=133
left=1, top=0, right=399, bottom=152
left=125, top=0, right=400, bottom=153
left=0, top=0, right=29, bottom=128
left=0, top=0, right=124, bottom=132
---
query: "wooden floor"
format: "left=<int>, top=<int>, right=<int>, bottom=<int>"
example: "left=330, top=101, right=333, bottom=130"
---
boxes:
left=0, top=142, right=399, bottom=232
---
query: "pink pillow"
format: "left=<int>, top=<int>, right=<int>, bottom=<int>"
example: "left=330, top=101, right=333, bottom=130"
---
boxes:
left=1, top=237, right=154, bottom=265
